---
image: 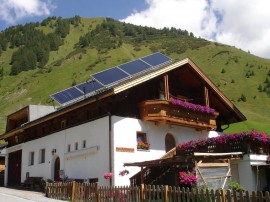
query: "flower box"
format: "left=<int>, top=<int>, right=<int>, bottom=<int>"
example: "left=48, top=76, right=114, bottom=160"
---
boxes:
left=137, top=141, right=150, bottom=150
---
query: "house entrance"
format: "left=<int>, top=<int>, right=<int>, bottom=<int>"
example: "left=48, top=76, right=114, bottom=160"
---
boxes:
left=54, top=157, right=60, bottom=181
left=165, top=134, right=176, bottom=152
left=8, top=150, right=22, bottom=185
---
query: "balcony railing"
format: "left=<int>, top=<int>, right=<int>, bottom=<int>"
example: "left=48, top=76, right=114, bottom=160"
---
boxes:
left=177, top=140, right=270, bottom=156
left=138, top=100, right=219, bottom=130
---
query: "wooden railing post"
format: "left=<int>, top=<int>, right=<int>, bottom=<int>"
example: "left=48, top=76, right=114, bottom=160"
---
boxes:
left=141, top=184, right=145, bottom=202
left=72, top=181, right=76, bottom=202
left=164, top=185, right=168, bottom=202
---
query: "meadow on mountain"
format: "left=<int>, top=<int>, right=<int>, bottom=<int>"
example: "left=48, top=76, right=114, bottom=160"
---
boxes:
left=0, top=16, right=269, bottom=134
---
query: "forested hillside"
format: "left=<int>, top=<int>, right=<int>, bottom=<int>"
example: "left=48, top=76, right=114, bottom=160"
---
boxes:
left=0, top=17, right=269, bottom=134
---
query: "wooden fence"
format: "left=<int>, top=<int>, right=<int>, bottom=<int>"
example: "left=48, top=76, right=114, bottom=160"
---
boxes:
left=46, top=182, right=270, bottom=202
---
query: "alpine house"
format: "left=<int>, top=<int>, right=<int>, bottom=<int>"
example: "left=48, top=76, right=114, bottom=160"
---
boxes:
left=0, top=53, right=246, bottom=187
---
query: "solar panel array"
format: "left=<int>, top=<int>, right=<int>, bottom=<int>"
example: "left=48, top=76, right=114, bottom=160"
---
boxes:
left=51, top=52, right=172, bottom=106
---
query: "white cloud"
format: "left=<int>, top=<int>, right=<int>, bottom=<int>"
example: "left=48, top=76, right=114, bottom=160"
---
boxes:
left=122, top=0, right=270, bottom=59
left=0, top=0, right=54, bottom=24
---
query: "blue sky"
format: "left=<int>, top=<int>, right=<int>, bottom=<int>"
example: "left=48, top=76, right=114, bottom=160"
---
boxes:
left=0, top=0, right=270, bottom=59
left=0, top=0, right=147, bottom=30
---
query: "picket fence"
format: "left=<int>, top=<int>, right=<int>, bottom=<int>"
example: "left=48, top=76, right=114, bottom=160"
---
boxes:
left=46, top=182, right=270, bottom=202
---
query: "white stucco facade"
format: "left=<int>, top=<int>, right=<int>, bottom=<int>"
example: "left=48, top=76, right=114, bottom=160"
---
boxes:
left=231, top=154, right=269, bottom=192
left=28, top=105, right=55, bottom=121
left=5, top=115, right=214, bottom=186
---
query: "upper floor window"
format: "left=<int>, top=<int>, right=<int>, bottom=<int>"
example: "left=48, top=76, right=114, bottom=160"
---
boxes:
left=61, top=120, right=66, bottom=129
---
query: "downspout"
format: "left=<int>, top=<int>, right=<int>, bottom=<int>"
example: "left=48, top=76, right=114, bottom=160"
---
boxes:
left=108, top=112, right=112, bottom=186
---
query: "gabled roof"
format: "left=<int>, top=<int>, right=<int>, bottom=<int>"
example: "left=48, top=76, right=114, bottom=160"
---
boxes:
left=0, top=56, right=246, bottom=140
left=113, top=58, right=246, bottom=124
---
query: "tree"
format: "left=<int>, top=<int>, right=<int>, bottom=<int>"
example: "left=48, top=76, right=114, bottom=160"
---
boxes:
left=258, top=84, right=263, bottom=92
left=240, top=94, right=247, bottom=102
left=0, top=67, right=3, bottom=79
left=221, top=68, right=226, bottom=73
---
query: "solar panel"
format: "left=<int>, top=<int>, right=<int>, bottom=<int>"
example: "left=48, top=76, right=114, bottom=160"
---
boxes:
left=92, top=67, right=129, bottom=86
left=76, top=80, right=103, bottom=95
left=51, top=52, right=172, bottom=106
left=51, top=87, right=84, bottom=105
left=118, top=59, right=152, bottom=76
left=141, top=52, right=171, bottom=67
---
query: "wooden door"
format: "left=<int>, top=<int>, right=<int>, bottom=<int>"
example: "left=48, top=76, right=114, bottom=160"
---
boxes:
left=54, top=157, right=60, bottom=181
left=8, top=150, right=22, bottom=185
left=165, top=134, right=176, bottom=152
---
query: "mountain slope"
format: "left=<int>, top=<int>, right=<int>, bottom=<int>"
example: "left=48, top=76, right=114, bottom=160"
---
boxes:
left=0, top=17, right=269, bottom=134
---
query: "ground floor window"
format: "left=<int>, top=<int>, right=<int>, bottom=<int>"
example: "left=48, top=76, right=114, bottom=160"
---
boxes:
left=29, top=151, right=34, bottom=166
left=39, top=148, right=45, bottom=164
left=137, top=132, right=150, bottom=150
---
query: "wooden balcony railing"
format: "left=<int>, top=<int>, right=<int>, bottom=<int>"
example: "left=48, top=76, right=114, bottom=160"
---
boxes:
left=138, top=100, right=219, bottom=130
left=177, top=141, right=270, bottom=156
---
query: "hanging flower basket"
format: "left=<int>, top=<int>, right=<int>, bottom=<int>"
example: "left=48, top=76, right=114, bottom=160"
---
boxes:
left=119, top=169, right=129, bottom=176
left=179, top=171, right=197, bottom=186
left=104, top=172, right=113, bottom=180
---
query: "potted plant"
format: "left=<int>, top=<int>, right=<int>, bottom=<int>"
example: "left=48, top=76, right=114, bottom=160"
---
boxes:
left=137, top=141, right=150, bottom=150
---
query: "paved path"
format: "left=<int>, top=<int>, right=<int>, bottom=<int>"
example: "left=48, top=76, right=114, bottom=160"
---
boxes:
left=0, top=187, right=63, bottom=202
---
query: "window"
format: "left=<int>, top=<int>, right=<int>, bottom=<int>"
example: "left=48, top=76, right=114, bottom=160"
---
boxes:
left=75, top=142, right=78, bottom=150
left=67, top=144, right=71, bottom=152
left=89, top=178, right=98, bottom=183
left=61, top=120, right=66, bottom=129
left=137, top=132, right=147, bottom=142
left=29, top=151, right=34, bottom=166
left=39, top=148, right=45, bottom=164
left=137, top=132, right=150, bottom=150
left=82, top=140, right=86, bottom=148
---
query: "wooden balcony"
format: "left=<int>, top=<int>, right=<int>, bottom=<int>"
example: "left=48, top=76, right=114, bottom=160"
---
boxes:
left=177, top=141, right=270, bottom=156
left=138, top=100, right=219, bottom=130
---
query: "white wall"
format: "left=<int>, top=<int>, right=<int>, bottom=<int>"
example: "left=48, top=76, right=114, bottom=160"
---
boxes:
left=111, top=116, right=210, bottom=186
left=231, top=154, right=269, bottom=192
left=19, top=114, right=212, bottom=186
left=21, top=116, right=110, bottom=185
left=28, top=105, right=55, bottom=121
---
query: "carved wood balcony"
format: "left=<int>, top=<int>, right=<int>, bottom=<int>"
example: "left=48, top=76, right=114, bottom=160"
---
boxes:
left=138, top=100, right=219, bottom=130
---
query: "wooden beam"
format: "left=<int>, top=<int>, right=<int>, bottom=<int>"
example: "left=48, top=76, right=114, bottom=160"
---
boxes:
left=196, top=162, right=229, bottom=167
left=164, top=75, right=170, bottom=100
left=204, top=86, right=209, bottom=107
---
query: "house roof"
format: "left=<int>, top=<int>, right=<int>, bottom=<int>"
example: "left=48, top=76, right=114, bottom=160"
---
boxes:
left=0, top=57, right=246, bottom=140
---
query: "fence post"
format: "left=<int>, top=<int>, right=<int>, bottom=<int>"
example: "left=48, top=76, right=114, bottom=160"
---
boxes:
left=72, top=181, right=76, bottom=202
left=95, top=183, right=100, bottom=202
left=141, top=184, right=145, bottom=202
left=164, top=185, right=168, bottom=202
left=221, top=189, right=226, bottom=202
